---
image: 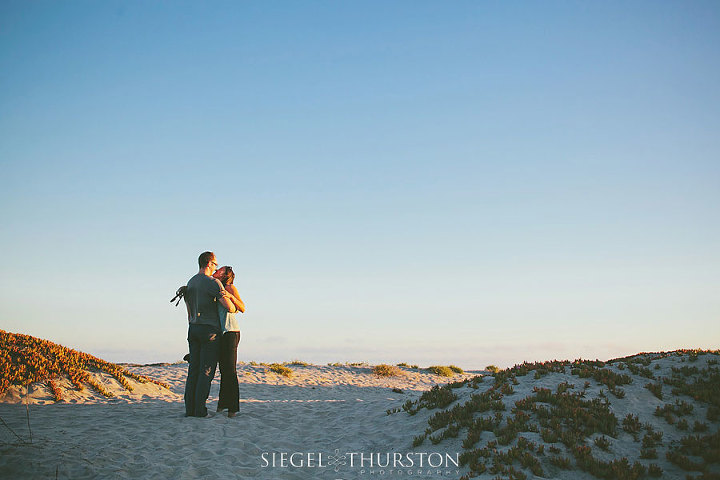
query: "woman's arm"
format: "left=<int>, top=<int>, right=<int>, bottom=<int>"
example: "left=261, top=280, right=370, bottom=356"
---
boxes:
left=227, top=284, right=246, bottom=313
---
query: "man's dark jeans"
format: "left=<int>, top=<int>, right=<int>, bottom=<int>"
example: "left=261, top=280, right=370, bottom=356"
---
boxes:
left=185, top=323, right=220, bottom=417
left=218, top=331, right=240, bottom=413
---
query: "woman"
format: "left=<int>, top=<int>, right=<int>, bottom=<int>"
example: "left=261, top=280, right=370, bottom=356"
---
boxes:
left=213, top=266, right=245, bottom=417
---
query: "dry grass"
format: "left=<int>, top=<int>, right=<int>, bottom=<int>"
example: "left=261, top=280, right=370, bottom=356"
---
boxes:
left=268, top=363, right=293, bottom=377
left=284, top=359, right=311, bottom=367
left=373, top=364, right=404, bottom=377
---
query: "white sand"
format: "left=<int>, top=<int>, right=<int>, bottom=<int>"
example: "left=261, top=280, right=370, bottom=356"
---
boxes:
left=0, top=364, right=474, bottom=479
left=1, top=354, right=717, bottom=479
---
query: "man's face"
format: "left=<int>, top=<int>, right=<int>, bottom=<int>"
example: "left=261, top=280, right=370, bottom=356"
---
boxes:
left=209, top=257, right=218, bottom=273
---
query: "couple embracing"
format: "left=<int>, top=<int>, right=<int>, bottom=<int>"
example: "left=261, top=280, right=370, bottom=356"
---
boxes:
left=182, top=251, right=245, bottom=418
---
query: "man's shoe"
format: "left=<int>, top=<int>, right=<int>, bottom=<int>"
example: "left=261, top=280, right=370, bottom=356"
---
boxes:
left=228, top=411, right=237, bottom=418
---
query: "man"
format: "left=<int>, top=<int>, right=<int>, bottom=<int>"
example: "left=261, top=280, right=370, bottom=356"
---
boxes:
left=184, top=251, right=236, bottom=417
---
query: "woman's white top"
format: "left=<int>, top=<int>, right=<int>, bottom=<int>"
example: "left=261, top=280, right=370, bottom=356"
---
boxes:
left=218, top=304, right=241, bottom=334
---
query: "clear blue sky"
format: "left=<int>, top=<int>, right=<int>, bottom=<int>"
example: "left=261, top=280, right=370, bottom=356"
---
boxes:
left=1, top=1, right=718, bottom=368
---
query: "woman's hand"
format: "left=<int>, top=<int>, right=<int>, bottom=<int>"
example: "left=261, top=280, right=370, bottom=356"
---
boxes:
left=218, top=289, right=237, bottom=313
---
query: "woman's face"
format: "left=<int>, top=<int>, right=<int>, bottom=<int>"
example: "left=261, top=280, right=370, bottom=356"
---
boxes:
left=213, top=267, right=226, bottom=280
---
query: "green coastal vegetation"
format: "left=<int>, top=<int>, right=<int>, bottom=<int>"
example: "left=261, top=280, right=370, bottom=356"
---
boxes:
left=393, top=350, right=720, bottom=480
left=428, top=365, right=465, bottom=377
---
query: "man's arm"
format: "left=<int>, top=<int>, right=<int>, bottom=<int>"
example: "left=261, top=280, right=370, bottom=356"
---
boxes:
left=184, top=299, right=192, bottom=322
left=214, top=279, right=237, bottom=313
left=219, top=293, right=236, bottom=313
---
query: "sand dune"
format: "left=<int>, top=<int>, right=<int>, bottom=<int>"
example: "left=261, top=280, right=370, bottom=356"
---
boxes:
left=1, top=353, right=718, bottom=479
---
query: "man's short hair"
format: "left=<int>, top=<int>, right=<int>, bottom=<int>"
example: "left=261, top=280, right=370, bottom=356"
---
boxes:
left=198, top=251, right=215, bottom=268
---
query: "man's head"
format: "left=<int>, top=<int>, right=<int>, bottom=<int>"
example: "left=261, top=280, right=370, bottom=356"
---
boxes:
left=198, top=251, right=218, bottom=272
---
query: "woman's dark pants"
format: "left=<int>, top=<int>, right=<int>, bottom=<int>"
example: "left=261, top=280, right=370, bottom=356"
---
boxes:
left=218, top=331, right=240, bottom=413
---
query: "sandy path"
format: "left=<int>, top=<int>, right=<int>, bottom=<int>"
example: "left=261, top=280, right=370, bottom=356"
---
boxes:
left=0, top=364, right=471, bottom=479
